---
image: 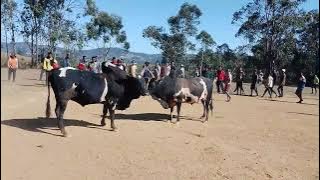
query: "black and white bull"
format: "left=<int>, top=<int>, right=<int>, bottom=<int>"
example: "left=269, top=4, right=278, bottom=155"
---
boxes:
left=46, top=63, right=146, bottom=137
left=148, top=72, right=213, bottom=123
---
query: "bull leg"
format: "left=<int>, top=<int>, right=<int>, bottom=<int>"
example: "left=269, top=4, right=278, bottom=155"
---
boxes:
left=201, top=100, right=208, bottom=123
left=200, top=100, right=206, bottom=119
left=204, top=100, right=210, bottom=122
left=108, top=107, right=117, bottom=131
left=100, top=104, right=108, bottom=126
left=176, top=101, right=182, bottom=122
left=170, top=106, right=175, bottom=122
left=55, top=103, right=61, bottom=128
left=57, top=100, right=69, bottom=137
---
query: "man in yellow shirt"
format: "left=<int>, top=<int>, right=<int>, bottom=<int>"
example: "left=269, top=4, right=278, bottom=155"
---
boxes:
left=43, top=52, right=58, bottom=85
left=7, top=53, right=18, bottom=82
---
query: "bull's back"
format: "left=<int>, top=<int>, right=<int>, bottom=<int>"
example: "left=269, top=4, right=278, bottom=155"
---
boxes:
left=50, top=69, right=106, bottom=106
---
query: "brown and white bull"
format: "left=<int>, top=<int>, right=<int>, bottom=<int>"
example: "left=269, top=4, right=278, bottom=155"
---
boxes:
left=148, top=71, right=213, bottom=123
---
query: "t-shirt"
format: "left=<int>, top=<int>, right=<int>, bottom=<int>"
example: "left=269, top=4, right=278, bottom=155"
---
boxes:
left=313, top=76, right=319, bottom=85
left=217, top=70, right=225, bottom=81
left=268, top=76, right=273, bottom=88
left=8, top=57, right=18, bottom=69
left=297, top=76, right=306, bottom=89
left=251, top=74, right=258, bottom=84
left=128, top=64, right=137, bottom=77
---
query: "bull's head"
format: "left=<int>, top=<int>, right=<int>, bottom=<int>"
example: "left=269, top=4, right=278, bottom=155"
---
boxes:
left=116, top=76, right=147, bottom=110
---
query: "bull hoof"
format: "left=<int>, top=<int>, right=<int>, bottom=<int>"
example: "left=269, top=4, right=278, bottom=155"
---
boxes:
left=61, top=130, right=70, bottom=137
left=100, top=121, right=106, bottom=126
left=200, top=115, right=205, bottom=119
left=111, top=127, right=117, bottom=131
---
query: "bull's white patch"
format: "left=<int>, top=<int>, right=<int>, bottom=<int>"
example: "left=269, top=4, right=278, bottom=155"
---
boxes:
left=199, top=78, right=208, bottom=100
left=174, top=88, right=198, bottom=103
left=100, top=78, right=108, bottom=102
left=71, top=83, right=78, bottom=89
left=59, top=67, right=76, bottom=77
left=105, top=62, right=116, bottom=68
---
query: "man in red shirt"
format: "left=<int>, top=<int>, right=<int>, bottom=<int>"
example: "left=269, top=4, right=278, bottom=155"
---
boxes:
left=77, top=56, right=87, bottom=71
left=216, top=66, right=225, bottom=93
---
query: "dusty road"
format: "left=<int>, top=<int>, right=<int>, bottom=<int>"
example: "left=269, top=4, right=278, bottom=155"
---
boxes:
left=1, top=68, right=319, bottom=180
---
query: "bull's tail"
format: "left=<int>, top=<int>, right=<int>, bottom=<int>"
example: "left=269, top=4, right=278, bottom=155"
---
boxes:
left=209, top=99, right=213, bottom=116
left=46, top=75, right=51, bottom=118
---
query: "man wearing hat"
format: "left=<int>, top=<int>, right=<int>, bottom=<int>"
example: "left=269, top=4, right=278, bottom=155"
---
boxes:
left=277, top=69, right=286, bottom=97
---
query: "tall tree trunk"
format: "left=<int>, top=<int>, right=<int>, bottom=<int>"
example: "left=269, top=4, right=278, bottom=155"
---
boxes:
left=5, top=28, right=9, bottom=57
left=31, top=33, right=34, bottom=67
left=200, top=49, right=203, bottom=76
left=35, top=20, right=39, bottom=68
left=11, top=23, right=15, bottom=54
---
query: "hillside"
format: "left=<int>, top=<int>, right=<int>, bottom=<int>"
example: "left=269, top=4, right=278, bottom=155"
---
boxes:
left=1, top=42, right=162, bottom=64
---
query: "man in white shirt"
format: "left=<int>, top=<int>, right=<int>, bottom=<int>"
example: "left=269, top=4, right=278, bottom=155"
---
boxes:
left=261, top=74, right=278, bottom=98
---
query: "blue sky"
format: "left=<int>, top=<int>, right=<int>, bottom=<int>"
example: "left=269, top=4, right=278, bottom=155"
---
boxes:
left=95, top=0, right=319, bottom=54
left=13, top=0, right=320, bottom=54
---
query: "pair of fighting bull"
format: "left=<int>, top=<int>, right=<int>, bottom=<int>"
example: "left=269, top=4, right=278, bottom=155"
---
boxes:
left=46, top=62, right=213, bottom=137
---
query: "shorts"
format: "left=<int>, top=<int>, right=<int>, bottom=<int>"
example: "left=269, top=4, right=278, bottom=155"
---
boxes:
left=295, top=88, right=303, bottom=94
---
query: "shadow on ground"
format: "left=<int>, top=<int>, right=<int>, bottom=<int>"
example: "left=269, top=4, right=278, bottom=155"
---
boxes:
left=258, top=98, right=318, bottom=105
left=93, top=113, right=204, bottom=122
left=17, top=83, right=45, bottom=87
left=287, top=112, right=319, bottom=117
left=1, top=117, right=104, bottom=137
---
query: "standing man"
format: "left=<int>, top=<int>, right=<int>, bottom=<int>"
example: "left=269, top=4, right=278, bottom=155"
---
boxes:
left=311, top=74, right=319, bottom=94
left=61, top=53, right=71, bottom=68
left=195, top=67, right=200, bottom=77
left=258, top=69, right=264, bottom=85
left=216, top=66, right=225, bottom=93
left=179, top=64, right=186, bottom=78
left=272, top=70, right=278, bottom=97
left=261, top=74, right=273, bottom=98
left=233, top=67, right=245, bottom=95
left=176, top=64, right=185, bottom=78
left=277, top=69, right=286, bottom=97
left=88, top=56, right=97, bottom=72
left=39, top=54, right=46, bottom=81
left=7, top=53, right=18, bottom=82
left=165, top=62, right=171, bottom=77
left=111, top=57, right=117, bottom=65
left=295, top=72, right=306, bottom=103
left=250, top=69, right=259, bottom=96
left=128, top=60, right=137, bottom=78
left=224, top=69, right=232, bottom=102
left=77, top=56, right=87, bottom=71
left=43, top=52, right=58, bottom=85
left=141, top=61, right=155, bottom=90
left=153, top=62, right=162, bottom=80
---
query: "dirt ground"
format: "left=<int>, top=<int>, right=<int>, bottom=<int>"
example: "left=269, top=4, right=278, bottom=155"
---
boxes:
left=1, top=68, right=319, bottom=180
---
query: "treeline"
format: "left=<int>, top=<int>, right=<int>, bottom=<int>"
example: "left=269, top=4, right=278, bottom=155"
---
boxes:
left=142, top=1, right=319, bottom=85
left=1, top=0, right=129, bottom=67
left=1, top=0, right=319, bottom=85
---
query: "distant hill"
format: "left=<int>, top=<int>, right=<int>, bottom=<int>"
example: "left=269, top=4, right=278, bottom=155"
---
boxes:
left=1, top=42, right=162, bottom=64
